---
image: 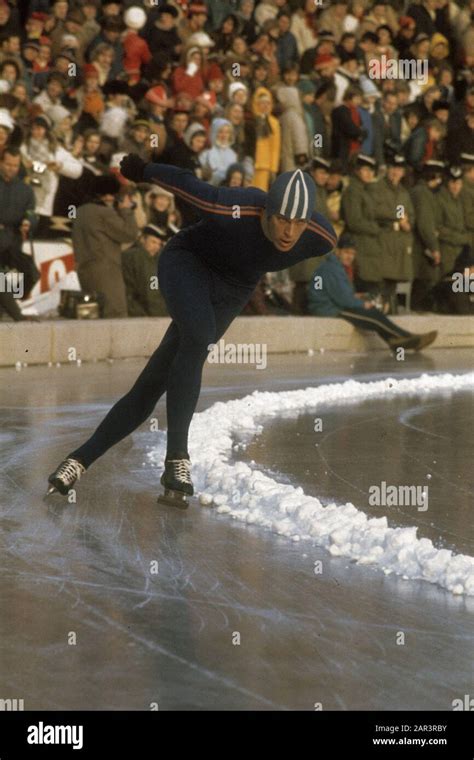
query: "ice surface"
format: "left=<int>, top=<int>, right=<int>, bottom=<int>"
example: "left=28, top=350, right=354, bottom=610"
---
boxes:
left=148, top=373, right=474, bottom=596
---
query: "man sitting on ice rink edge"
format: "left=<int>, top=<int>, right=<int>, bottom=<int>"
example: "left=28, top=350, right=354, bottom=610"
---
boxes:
left=307, top=234, right=438, bottom=351
left=46, top=154, right=431, bottom=505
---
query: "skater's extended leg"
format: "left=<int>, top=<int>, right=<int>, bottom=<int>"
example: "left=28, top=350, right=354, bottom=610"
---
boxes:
left=67, top=322, right=180, bottom=468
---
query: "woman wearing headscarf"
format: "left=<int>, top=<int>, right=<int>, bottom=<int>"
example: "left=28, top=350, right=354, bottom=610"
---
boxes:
left=172, top=46, right=206, bottom=99
left=250, top=86, right=281, bottom=191
left=199, top=117, right=238, bottom=185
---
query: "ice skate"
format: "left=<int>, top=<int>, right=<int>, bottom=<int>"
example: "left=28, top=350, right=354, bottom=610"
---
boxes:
left=157, top=457, right=194, bottom=510
left=46, top=457, right=86, bottom=496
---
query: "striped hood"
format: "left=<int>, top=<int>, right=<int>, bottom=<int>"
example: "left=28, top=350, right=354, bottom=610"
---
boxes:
left=265, top=169, right=316, bottom=221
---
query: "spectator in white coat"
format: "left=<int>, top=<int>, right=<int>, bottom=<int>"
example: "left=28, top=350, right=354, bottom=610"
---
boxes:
left=275, top=84, right=309, bottom=172
left=20, top=114, right=83, bottom=237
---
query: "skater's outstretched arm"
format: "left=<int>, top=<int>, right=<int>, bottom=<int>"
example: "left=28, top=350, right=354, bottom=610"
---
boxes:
left=143, top=163, right=265, bottom=221
left=120, top=154, right=264, bottom=222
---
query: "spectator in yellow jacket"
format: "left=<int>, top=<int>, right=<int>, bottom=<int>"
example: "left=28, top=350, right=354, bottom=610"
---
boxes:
left=250, top=86, right=281, bottom=191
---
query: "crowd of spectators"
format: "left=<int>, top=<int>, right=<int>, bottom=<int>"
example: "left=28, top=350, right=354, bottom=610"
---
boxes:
left=0, top=0, right=473, bottom=323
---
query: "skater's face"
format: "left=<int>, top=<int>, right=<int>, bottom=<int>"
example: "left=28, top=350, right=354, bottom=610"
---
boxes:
left=265, top=213, right=308, bottom=251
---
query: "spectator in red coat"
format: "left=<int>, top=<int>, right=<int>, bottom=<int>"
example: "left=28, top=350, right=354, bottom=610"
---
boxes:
left=171, top=46, right=205, bottom=98
left=122, top=6, right=151, bottom=85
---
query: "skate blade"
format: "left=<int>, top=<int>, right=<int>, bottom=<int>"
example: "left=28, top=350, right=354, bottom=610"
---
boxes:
left=157, top=489, right=190, bottom=510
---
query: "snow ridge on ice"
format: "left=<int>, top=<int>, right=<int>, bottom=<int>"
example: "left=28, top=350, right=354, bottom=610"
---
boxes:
left=147, top=373, right=474, bottom=597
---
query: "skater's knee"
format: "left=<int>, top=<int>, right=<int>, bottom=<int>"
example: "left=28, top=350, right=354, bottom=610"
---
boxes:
left=179, top=325, right=216, bottom=355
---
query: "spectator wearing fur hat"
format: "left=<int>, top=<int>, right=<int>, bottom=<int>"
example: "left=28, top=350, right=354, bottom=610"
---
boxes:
left=72, top=173, right=138, bottom=318
left=100, top=80, right=133, bottom=144
left=141, top=3, right=182, bottom=63
left=122, top=223, right=169, bottom=317
left=20, top=113, right=83, bottom=237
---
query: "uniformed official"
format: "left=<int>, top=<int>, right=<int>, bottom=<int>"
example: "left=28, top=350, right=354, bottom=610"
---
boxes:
left=341, top=154, right=382, bottom=294
left=122, top=224, right=169, bottom=317
left=459, top=152, right=474, bottom=256
left=410, top=160, right=444, bottom=311
left=369, top=154, right=414, bottom=313
left=436, top=165, right=470, bottom=277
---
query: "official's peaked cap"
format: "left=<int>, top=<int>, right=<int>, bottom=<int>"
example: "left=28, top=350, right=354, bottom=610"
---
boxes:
left=265, top=169, right=316, bottom=221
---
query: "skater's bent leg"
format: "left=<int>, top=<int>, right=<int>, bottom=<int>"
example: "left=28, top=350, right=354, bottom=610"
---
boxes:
left=339, top=307, right=411, bottom=343
left=68, top=323, right=180, bottom=468
left=153, top=247, right=215, bottom=459
left=159, top=250, right=249, bottom=460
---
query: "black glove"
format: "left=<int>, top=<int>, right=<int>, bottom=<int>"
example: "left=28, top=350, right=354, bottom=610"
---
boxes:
left=120, top=153, right=146, bottom=182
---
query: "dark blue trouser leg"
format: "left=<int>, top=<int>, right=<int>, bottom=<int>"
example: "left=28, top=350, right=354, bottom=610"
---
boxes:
left=339, top=307, right=412, bottom=342
left=68, top=247, right=250, bottom=468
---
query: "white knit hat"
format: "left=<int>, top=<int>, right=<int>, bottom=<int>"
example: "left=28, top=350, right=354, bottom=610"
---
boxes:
left=228, top=82, right=248, bottom=99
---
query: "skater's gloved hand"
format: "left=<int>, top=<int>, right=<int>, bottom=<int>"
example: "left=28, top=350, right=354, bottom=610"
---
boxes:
left=120, top=153, right=147, bottom=183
